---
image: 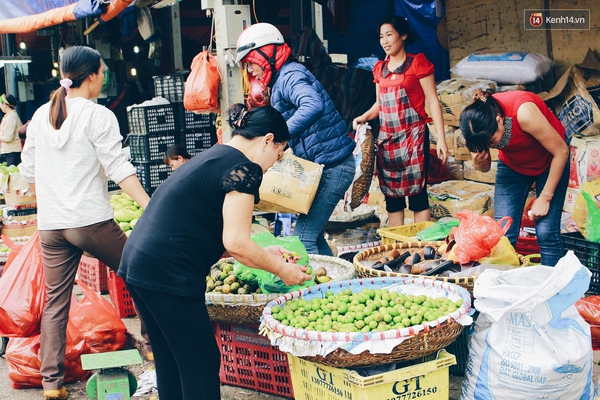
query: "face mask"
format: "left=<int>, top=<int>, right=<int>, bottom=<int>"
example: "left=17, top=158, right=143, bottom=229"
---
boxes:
left=101, top=59, right=110, bottom=92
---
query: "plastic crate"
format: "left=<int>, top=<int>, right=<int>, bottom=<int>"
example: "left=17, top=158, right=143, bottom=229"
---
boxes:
left=128, top=131, right=178, bottom=162
left=173, top=103, right=215, bottom=131
left=445, top=311, right=478, bottom=376
left=107, top=269, right=136, bottom=318
left=563, top=231, right=600, bottom=294
left=288, top=350, right=455, bottom=400
left=213, top=322, right=294, bottom=399
left=153, top=74, right=187, bottom=103
left=127, top=104, right=177, bottom=134
left=180, top=128, right=217, bottom=156
left=133, top=161, right=173, bottom=193
left=515, top=235, right=540, bottom=255
left=77, top=255, right=108, bottom=294
left=181, top=110, right=215, bottom=130
left=107, top=180, right=120, bottom=192
left=377, top=221, right=435, bottom=244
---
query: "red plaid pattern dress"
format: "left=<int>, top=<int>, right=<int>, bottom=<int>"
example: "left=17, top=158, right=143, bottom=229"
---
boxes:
left=373, top=54, right=434, bottom=198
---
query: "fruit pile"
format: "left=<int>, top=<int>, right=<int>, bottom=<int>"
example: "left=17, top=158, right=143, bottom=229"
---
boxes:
left=206, top=260, right=261, bottom=294
left=110, top=193, right=143, bottom=236
left=270, top=287, right=463, bottom=333
left=206, top=254, right=331, bottom=294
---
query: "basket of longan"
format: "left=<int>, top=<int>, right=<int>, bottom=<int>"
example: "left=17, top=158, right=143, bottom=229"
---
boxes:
left=205, top=255, right=356, bottom=324
left=260, top=276, right=471, bottom=368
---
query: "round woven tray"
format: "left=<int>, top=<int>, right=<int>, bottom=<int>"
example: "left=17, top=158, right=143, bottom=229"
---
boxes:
left=354, top=243, right=532, bottom=299
left=262, top=276, right=471, bottom=368
left=302, top=320, right=464, bottom=368
left=206, top=255, right=356, bottom=324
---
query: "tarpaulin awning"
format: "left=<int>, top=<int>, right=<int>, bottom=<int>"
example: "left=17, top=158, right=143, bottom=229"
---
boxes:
left=0, top=0, right=134, bottom=34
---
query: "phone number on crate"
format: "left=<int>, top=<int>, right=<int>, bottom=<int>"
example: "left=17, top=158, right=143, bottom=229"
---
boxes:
left=387, top=385, right=438, bottom=400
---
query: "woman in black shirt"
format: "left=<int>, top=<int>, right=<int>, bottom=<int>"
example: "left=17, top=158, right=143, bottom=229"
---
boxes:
left=118, top=104, right=311, bottom=399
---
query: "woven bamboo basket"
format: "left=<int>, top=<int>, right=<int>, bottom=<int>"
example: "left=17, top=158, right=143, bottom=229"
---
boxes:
left=206, top=255, right=356, bottom=324
left=350, top=128, right=375, bottom=210
left=261, top=276, right=471, bottom=368
left=354, top=242, right=532, bottom=300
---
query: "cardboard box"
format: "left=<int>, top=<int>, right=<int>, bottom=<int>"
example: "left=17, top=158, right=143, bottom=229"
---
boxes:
left=426, top=78, right=498, bottom=127
left=446, top=157, right=464, bottom=180
left=453, top=129, right=499, bottom=162
left=255, top=154, right=323, bottom=214
left=1, top=222, right=37, bottom=238
left=428, top=123, right=455, bottom=157
left=542, top=49, right=600, bottom=140
left=567, top=136, right=600, bottom=190
left=428, top=180, right=495, bottom=219
left=0, top=172, right=36, bottom=207
left=463, top=160, right=497, bottom=184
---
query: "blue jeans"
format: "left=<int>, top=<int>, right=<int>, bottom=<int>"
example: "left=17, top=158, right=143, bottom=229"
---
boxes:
left=293, top=154, right=355, bottom=255
left=494, top=158, right=569, bottom=266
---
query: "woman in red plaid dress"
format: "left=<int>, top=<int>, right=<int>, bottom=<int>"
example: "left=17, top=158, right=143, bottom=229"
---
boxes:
left=354, top=16, right=447, bottom=227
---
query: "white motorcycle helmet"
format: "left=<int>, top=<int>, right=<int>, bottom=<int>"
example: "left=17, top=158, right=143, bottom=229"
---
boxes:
left=235, top=23, right=284, bottom=63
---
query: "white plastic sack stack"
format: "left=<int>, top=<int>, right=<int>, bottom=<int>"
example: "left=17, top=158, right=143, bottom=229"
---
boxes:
left=460, top=251, right=594, bottom=400
left=451, top=52, right=554, bottom=85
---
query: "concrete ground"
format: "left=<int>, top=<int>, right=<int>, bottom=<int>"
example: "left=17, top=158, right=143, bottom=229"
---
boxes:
left=0, top=304, right=462, bottom=400
left=2, top=291, right=598, bottom=399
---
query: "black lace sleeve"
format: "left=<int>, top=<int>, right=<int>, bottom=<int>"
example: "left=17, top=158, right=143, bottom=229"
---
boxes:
left=221, top=162, right=263, bottom=204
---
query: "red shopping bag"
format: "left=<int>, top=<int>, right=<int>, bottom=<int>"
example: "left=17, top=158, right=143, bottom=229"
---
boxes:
left=0, top=231, right=45, bottom=337
left=6, top=321, right=90, bottom=388
left=183, top=50, right=220, bottom=113
left=70, top=280, right=127, bottom=353
left=452, top=210, right=512, bottom=264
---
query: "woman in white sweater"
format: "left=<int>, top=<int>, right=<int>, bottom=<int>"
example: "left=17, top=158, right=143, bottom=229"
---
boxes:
left=20, top=46, right=150, bottom=400
left=0, top=93, right=23, bottom=166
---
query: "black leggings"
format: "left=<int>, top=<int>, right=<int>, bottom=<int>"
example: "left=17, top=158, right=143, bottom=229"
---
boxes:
left=127, top=284, right=221, bottom=400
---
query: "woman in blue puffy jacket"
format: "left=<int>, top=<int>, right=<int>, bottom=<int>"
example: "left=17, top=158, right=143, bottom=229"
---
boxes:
left=236, top=23, right=355, bottom=255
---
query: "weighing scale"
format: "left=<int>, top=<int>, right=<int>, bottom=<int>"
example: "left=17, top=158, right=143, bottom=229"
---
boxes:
left=81, top=349, right=143, bottom=400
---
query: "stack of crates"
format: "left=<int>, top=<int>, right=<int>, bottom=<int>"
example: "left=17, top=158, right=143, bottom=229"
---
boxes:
left=152, top=74, right=217, bottom=157
left=126, top=103, right=177, bottom=194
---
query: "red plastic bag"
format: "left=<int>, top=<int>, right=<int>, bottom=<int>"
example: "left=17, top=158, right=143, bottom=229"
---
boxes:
left=453, top=210, right=512, bottom=264
left=183, top=50, right=220, bottom=113
left=427, top=148, right=451, bottom=184
left=521, top=198, right=536, bottom=228
left=5, top=321, right=90, bottom=388
left=575, top=296, right=600, bottom=350
left=70, top=280, right=127, bottom=353
left=1, top=234, right=26, bottom=272
left=0, top=231, right=46, bottom=337
left=575, top=296, right=600, bottom=323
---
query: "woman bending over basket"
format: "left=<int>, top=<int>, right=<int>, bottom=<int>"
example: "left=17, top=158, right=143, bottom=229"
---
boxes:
left=118, top=103, right=311, bottom=400
left=459, top=89, right=569, bottom=267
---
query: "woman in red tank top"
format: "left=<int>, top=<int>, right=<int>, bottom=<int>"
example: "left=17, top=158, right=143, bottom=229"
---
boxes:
left=460, top=90, right=569, bottom=267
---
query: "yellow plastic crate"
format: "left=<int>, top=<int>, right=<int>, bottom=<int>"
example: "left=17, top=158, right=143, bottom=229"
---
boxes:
left=377, top=221, right=435, bottom=244
left=288, top=350, right=456, bottom=400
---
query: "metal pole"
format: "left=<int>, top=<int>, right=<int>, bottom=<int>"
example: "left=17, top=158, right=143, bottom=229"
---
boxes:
left=1, top=34, right=19, bottom=111
left=170, top=2, right=183, bottom=71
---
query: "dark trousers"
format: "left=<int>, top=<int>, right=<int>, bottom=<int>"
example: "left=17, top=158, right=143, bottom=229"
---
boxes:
left=39, top=220, right=150, bottom=389
left=0, top=152, right=21, bottom=167
left=127, top=283, right=221, bottom=400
